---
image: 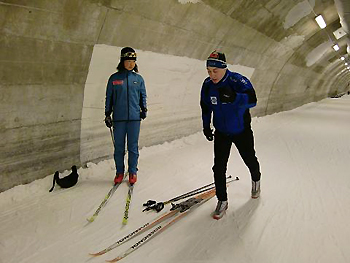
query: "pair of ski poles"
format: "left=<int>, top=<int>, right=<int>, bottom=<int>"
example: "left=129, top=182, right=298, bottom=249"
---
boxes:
left=143, top=175, right=239, bottom=213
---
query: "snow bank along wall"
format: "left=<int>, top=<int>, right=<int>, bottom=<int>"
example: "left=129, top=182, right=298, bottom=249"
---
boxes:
left=1, top=0, right=350, bottom=191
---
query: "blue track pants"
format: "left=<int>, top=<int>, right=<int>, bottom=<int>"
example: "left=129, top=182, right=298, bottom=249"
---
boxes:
left=113, top=121, right=141, bottom=174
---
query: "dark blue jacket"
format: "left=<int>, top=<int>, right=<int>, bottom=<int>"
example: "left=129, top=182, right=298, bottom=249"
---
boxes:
left=105, top=70, right=147, bottom=121
left=200, top=70, right=257, bottom=135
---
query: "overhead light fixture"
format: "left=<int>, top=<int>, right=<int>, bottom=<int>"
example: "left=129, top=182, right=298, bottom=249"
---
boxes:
left=315, top=15, right=327, bottom=29
left=341, top=57, right=345, bottom=60
left=333, top=27, right=347, bottom=40
left=345, top=62, right=348, bottom=66
left=333, top=44, right=340, bottom=51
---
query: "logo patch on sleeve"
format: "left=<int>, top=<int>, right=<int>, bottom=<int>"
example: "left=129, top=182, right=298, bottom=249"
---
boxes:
left=210, top=96, right=217, bottom=105
left=113, top=80, right=123, bottom=85
left=240, top=78, right=247, bottom=84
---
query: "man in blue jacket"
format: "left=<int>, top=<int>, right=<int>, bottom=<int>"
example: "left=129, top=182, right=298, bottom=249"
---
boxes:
left=105, top=47, right=147, bottom=185
left=200, top=50, right=261, bottom=220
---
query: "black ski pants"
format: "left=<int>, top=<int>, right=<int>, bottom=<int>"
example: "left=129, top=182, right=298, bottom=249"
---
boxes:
left=213, top=128, right=261, bottom=201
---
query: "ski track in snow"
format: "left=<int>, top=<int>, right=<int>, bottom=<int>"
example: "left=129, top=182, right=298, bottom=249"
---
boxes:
left=1, top=96, right=350, bottom=263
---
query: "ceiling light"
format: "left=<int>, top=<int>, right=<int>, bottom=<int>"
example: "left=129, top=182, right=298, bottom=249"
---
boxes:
left=345, top=63, right=348, bottom=66
left=333, top=27, right=347, bottom=40
left=341, top=57, right=345, bottom=60
left=333, top=44, right=340, bottom=51
left=315, top=15, right=327, bottom=29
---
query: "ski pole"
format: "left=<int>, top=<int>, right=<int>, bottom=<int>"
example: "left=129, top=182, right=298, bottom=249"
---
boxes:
left=109, top=127, right=115, bottom=146
left=169, top=175, right=232, bottom=203
left=143, top=175, right=232, bottom=209
left=143, top=176, right=239, bottom=212
left=144, top=177, right=239, bottom=213
left=162, top=176, right=239, bottom=212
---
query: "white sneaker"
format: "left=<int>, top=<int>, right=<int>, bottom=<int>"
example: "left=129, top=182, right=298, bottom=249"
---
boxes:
left=251, top=180, right=261, bottom=199
left=212, top=200, right=228, bottom=220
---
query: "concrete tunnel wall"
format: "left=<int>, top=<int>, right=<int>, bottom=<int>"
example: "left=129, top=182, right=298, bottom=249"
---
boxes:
left=1, top=0, right=350, bottom=192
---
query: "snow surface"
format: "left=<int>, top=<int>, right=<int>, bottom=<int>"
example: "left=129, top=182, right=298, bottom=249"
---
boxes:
left=1, top=95, right=350, bottom=263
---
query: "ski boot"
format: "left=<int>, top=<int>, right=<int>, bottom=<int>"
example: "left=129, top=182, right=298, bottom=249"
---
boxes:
left=129, top=173, right=137, bottom=185
left=114, top=173, right=124, bottom=184
left=213, top=200, right=228, bottom=220
left=251, top=180, right=261, bottom=199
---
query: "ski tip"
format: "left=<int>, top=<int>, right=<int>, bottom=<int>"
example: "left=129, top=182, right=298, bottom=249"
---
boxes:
left=89, top=252, right=100, bottom=257
left=106, top=257, right=122, bottom=262
left=87, top=217, right=95, bottom=223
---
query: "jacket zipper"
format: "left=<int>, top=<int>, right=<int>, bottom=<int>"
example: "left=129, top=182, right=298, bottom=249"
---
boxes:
left=126, top=72, right=129, bottom=120
left=217, top=89, right=228, bottom=133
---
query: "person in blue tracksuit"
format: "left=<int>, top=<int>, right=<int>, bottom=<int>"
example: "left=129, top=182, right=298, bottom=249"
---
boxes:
left=104, top=47, right=147, bottom=185
left=200, top=50, right=261, bottom=219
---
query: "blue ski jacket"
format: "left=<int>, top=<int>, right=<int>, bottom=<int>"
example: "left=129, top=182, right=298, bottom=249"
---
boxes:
left=105, top=70, right=147, bottom=121
left=200, top=70, right=257, bottom=135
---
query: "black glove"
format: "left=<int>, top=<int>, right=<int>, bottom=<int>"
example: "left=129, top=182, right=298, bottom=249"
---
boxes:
left=219, top=86, right=236, bottom=103
left=140, top=108, right=147, bottom=120
left=203, top=128, right=214, bottom=141
left=105, top=116, right=112, bottom=128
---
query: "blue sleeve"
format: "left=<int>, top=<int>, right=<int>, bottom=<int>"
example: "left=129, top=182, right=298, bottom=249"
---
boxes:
left=139, top=76, right=147, bottom=110
left=232, top=74, right=257, bottom=109
left=105, top=76, right=113, bottom=116
left=200, top=82, right=212, bottom=129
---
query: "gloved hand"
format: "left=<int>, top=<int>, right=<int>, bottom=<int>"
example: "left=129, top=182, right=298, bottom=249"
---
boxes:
left=203, top=128, right=214, bottom=141
left=219, top=86, right=236, bottom=103
left=140, top=108, right=147, bottom=120
left=105, top=116, right=113, bottom=128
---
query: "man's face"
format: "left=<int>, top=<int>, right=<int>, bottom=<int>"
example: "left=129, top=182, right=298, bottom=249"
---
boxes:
left=207, top=67, right=226, bottom=84
left=124, top=60, right=136, bottom=71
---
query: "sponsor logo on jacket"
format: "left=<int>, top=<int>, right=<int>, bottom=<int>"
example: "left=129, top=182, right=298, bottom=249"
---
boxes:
left=113, top=80, right=124, bottom=85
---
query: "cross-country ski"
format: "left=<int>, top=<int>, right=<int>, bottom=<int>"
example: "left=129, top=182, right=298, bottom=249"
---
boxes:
left=89, top=209, right=178, bottom=256
left=122, top=183, right=134, bottom=225
left=105, top=189, right=217, bottom=262
left=87, top=182, right=123, bottom=223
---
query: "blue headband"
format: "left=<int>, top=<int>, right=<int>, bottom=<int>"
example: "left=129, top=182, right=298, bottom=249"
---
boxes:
left=206, top=59, right=227, bottom=68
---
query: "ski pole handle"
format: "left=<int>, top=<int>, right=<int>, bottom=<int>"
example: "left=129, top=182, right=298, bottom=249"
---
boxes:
left=143, top=200, right=156, bottom=207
